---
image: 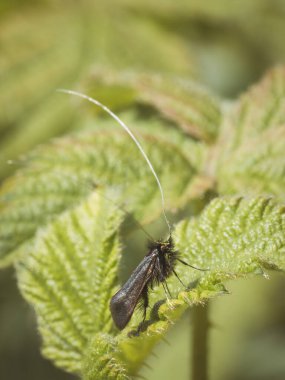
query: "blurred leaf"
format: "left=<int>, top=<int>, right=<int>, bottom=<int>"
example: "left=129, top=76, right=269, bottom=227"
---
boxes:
left=122, top=0, right=285, bottom=97
left=121, top=0, right=272, bottom=19
left=86, top=69, right=222, bottom=142
left=216, top=67, right=285, bottom=199
left=0, top=1, right=194, bottom=180
left=2, top=0, right=285, bottom=178
left=0, top=118, right=204, bottom=267
left=222, top=66, right=285, bottom=145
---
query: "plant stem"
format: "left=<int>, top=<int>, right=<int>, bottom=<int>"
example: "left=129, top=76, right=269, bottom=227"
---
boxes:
left=191, top=302, right=209, bottom=380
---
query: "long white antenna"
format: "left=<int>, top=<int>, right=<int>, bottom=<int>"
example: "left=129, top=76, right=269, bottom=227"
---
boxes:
left=57, top=89, right=172, bottom=235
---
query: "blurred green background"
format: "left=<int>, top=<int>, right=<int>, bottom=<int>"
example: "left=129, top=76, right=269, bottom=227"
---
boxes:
left=1, top=0, right=285, bottom=379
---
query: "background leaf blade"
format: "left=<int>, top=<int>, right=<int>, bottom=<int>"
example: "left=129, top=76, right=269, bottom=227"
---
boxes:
left=0, top=120, right=204, bottom=267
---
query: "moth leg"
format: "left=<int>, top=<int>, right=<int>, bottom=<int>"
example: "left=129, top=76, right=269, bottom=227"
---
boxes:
left=141, top=286, right=149, bottom=322
left=172, top=268, right=187, bottom=288
left=163, top=279, right=172, bottom=298
left=155, top=258, right=172, bottom=300
left=161, top=280, right=173, bottom=307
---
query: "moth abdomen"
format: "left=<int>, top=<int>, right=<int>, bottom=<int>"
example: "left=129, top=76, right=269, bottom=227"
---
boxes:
left=110, top=254, right=156, bottom=330
left=110, top=290, right=134, bottom=330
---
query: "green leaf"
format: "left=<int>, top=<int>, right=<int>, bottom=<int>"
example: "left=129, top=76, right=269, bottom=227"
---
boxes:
left=115, top=197, right=285, bottom=374
left=216, top=67, right=285, bottom=199
left=0, top=119, right=204, bottom=267
left=17, top=192, right=123, bottom=374
left=82, top=334, right=131, bottom=380
left=174, top=197, right=285, bottom=274
left=16, top=195, right=285, bottom=378
left=85, top=69, right=222, bottom=142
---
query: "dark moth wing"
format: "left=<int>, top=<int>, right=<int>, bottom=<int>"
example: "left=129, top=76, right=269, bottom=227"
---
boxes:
left=110, top=252, right=157, bottom=330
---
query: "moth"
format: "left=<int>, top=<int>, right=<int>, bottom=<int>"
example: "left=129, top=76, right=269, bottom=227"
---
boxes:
left=110, top=236, right=205, bottom=330
left=59, top=89, right=207, bottom=331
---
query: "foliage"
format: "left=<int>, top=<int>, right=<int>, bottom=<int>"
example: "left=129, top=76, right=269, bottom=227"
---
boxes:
left=1, top=1, right=285, bottom=379
left=0, top=0, right=194, bottom=180
left=0, top=117, right=203, bottom=266
left=1, top=64, right=285, bottom=379
left=2, top=0, right=285, bottom=180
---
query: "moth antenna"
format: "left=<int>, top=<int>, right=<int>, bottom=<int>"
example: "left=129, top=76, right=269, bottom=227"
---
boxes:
left=57, top=88, right=172, bottom=236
